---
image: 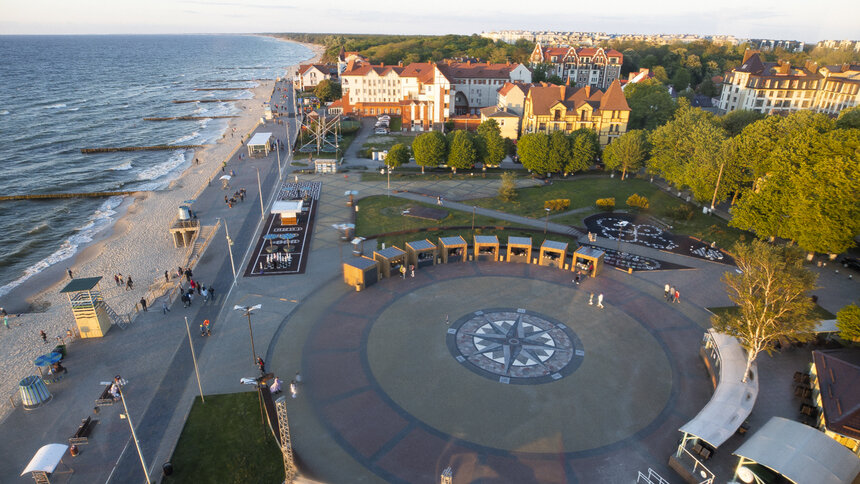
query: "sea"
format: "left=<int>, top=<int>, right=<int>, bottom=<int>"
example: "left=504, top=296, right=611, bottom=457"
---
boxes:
left=0, top=35, right=311, bottom=298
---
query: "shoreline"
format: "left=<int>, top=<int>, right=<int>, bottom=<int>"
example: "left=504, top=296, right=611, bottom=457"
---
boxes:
left=0, top=37, right=321, bottom=422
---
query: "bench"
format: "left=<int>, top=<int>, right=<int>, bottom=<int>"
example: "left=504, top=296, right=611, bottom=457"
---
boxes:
left=95, top=383, right=115, bottom=406
left=69, top=416, right=98, bottom=445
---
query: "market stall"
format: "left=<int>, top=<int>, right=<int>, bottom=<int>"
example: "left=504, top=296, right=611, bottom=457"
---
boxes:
left=271, top=200, right=303, bottom=226
left=506, top=236, right=532, bottom=263
left=539, top=240, right=568, bottom=269
left=343, top=257, right=379, bottom=290
left=374, top=246, right=407, bottom=278
left=473, top=235, right=500, bottom=262
left=406, top=239, right=437, bottom=268
left=572, top=246, right=605, bottom=277
left=247, top=132, right=274, bottom=157
left=439, top=236, right=467, bottom=263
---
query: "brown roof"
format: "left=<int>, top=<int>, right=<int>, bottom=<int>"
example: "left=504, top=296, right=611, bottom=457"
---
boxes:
left=342, top=64, right=404, bottom=77
left=527, top=81, right=628, bottom=116
left=327, top=99, right=343, bottom=108
left=400, top=62, right=436, bottom=83
left=498, top=81, right=531, bottom=97
left=437, top=61, right=523, bottom=79
left=734, top=52, right=820, bottom=79
left=599, top=80, right=629, bottom=111
left=544, top=47, right=568, bottom=58
left=297, top=64, right=337, bottom=76
left=813, top=350, right=860, bottom=440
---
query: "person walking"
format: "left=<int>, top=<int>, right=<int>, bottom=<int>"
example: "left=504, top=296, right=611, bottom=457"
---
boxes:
left=67, top=268, right=73, bottom=279
left=39, top=330, right=47, bottom=343
left=162, top=301, right=170, bottom=315
left=597, top=293, right=605, bottom=309
left=674, top=289, right=680, bottom=304
left=257, top=357, right=266, bottom=374
left=295, top=371, right=302, bottom=383
left=588, top=293, right=594, bottom=306
left=3, top=315, right=9, bottom=329
left=126, top=277, right=133, bottom=291
left=290, top=380, right=297, bottom=399
left=139, top=298, right=147, bottom=312
left=667, top=285, right=675, bottom=303
left=664, top=283, right=670, bottom=299
left=201, top=286, right=209, bottom=302
left=164, top=271, right=170, bottom=284
left=410, top=264, right=415, bottom=278
left=208, top=285, right=215, bottom=301
left=114, top=274, right=120, bottom=286
left=196, top=283, right=202, bottom=296
left=400, top=265, right=406, bottom=279
left=201, top=319, right=211, bottom=336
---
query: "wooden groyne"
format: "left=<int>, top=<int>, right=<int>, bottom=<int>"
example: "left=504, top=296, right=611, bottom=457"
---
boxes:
left=144, top=116, right=240, bottom=121
left=203, top=79, right=257, bottom=82
left=193, top=88, right=249, bottom=91
left=172, top=99, right=240, bottom=104
left=81, top=145, right=207, bottom=153
left=0, top=191, right=140, bottom=201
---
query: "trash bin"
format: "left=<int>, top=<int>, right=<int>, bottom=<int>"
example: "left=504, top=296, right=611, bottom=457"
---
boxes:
left=162, top=462, right=174, bottom=476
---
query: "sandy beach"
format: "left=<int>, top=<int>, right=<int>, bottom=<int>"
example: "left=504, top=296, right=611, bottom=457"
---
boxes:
left=0, top=39, right=324, bottom=422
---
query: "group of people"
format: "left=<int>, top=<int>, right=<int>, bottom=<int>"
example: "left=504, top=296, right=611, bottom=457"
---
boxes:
left=664, top=283, right=681, bottom=303
left=224, top=188, right=246, bottom=208
left=269, top=371, right=300, bottom=399
left=113, top=273, right=133, bottom=290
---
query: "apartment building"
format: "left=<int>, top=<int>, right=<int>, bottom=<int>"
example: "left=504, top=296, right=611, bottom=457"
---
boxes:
left=816, top=64, right=860, bottom=115
left=294, top=64, right=338, bottom=90
left=529, top=44, right=623, bottom=89
left=521, top=80, right=630, bottom=146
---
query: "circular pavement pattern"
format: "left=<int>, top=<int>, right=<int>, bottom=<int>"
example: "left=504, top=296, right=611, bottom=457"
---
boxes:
left=447, top=308, right=583, bottom=384
left=289, top=261, right=711, bottom=483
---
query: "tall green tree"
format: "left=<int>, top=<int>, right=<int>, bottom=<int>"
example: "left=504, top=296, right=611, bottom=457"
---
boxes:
left=446, top=130, right=476, bottom=173
left=603, top=129, right=649, bottom=179
left=567, top=129, right=599, bottom=174
left=547, top=131, right=571, bottom=174
left=671, top=69, right=691, bottom=92
left=712, top=240, right=817, bottom=382
left=836, top=107, right=860, bottom=130
left=385, top=143, right=409, bottom=169
left=498, top=171, right=518, bottom=202
left=314, top=79, right=342, bottom=103
left=624, top=79, right=677, bottom=130
left=836, top=304, right=860, bottom=342
left=411, top=131, right=447, bottom=174
left=477, top=119, right=506, bottom=167
left=517, top=133, right=552, bottom=175
left=720, top=110, right=766, bottom=137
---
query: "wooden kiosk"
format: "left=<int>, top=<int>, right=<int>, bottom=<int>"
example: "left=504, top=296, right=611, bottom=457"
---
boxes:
left=506, top=236, right=532, bottom=263
left=343, top=256, right=379, bottom=289
left=573, top=246, right=605, bottom=277
left=374, top=246, right=407, bottom=278
left=406, top=239, right=437, bottom=268
left=539, top=240, right=568, bottom=269
left=439, top=236, right=467, bottom=263
left=271, top=200, right=303, bottom=226
left=473, top=235, right=500, bottom=262
left=60, top=277, right=115, bottom=338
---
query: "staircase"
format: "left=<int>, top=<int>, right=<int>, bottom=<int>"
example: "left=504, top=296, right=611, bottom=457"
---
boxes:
left=187, top=224, right=217, bottom=265
left=100, top=301, right=130, bottom=329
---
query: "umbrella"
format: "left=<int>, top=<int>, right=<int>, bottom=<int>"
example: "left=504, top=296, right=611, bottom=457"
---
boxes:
left=182, top=199, right=196, bottom=205
left=34, top=352, right=62, bottom=367
left=219, top=175, right=232, bottom=181
left=262, top=233, right=279, bottom=250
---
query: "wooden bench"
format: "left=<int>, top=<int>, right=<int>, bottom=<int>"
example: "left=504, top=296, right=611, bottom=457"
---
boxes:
left=69, top=416, right=98, bottom=445
left=95, top=383, right=115, bottom=406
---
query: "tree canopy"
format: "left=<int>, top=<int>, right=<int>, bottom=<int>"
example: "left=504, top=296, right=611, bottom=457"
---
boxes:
left=836, top=304, right=860, bottom=342
left=567, top=129, right=599, bottom=174
left=836, top=107, right=860, bottom=130
left=476, top=119, right=506, bottom=167
left=712, top=240, right=817, bottom=382
left=446, top=130, right=476, bottom=173
left=603, top=129, right=649, bottom=179
left=517, top=133, right=551, bottom=175
left=623, top=79, right=676, bottom=130
left=385, top=143, right=409, bottom=169
left=313, top=79, right=341, bottom=103
left=411, top=131, right=447, bottom=173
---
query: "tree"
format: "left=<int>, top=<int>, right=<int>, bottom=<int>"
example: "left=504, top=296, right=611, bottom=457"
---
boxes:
left=712, top=240, right=817, bottom=382
left=547, top=74, right=564, bottom=85
left=314, top=79, right=342, bottom=103
left=477, top=119, right=506, bottom=167
left=567, top=129, right=598, bottom=173
left=653, top=65, right=669, bottom=83
left=517, top=133, right=552, bottom=175
left=603, top=129, right=649, bottom=179
left=412, top=131, right=447, bottom=174
left=446, top=130, right=476, bottom=173
left=531, top=63, right=553, bottom=83
left=720, top=110, right=766, bottom=137
left=385, top=143, right=409, bottom=169
left=498, top=171, right=517, bottom=202
left=836, top=107, right=860, bottom=130
left=697, top=78, right=718, bottom=98
left=837, top=304, right=860, bottom=342
left=624, top=79, right=677, bottom=130
left=547, top=131, right=571, bottom=174
left=671, top=69, right=691, bottom=92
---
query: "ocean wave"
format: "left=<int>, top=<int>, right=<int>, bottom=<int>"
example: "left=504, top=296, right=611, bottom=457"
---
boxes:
left=0, top=110, right=9, bottom=115
left=44, top=103, right=67, bottom=109
left=110, top=160, right=133, bottom=171
left=26, top=223, right=50, bottom=235
left=68, top=107, right=80, bottom=111
left=135, top=149, right=189, bottom=183
left=172, top=131, right=200, bottom=144
left=0, top=196, right=124, bottom=298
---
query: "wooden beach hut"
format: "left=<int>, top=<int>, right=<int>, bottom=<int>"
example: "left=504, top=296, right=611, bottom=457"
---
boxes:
left=60, top=277, right=114, bottom=338
left=374, top=246, right=407, bottom=278
left=473, top=235, right=500, bottom=262
left=506, top=236, right=532, bottom=263
left=439, top=236, right=467, bottom=263
left=343, top=257, right=379, bottom=290
left=271, top=200, right=303, bottom=226
left=573, top=246, right=605, bottom=277
left=405, top=239, right=437, bottom=268
left=539, top=240, right=568, bottom=269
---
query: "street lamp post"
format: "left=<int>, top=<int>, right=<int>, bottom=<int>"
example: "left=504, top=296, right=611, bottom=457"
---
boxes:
left=544, top=208, right=551, bottom=234
left=183, top=317, right=205, bottom=403
left=616, top=220, right=629, bottom=268
left=276, top=142, right=282, bottom=182
left=220, top=218, right=237, bottom=286
left=234, top=305, right=262, bottom=368
left=472, top=206, right=476, bottom=231
left=113, top=377, right=151, bottom=484
left=256, top=167, right=265, bottom=219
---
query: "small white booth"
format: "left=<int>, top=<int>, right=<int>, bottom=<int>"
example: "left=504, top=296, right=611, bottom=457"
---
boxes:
left=271, top=200, right=303, bottom=226
left=247, top=132, right=274, bottom=157
left=21, top=443, right=72, bottom=483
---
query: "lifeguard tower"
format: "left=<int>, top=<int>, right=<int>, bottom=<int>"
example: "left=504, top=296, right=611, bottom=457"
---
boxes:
left=60, top=277, right=122, bottom=338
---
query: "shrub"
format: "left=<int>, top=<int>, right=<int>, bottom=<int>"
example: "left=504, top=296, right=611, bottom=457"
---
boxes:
left=664, top=204, right=695, bottom=221
left=498, top=171, right=518, bottom=202
left=595, top=198, right=616, bottom=211
left=544, top=199, right=571, bottom=211
left=626, top=194, right=649, bottom=210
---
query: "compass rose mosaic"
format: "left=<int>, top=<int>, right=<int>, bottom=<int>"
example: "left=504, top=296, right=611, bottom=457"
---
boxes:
left=446, top=308, right=584, bottom=384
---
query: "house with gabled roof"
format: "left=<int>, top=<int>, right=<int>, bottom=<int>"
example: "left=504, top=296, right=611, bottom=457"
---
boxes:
left=811, top=350, right=860, bottom=456
left=521, top=80, right=629, bottom=146
left=529, top=43, right=623, bottom=89
left=294, top=63, right=339, bottom=91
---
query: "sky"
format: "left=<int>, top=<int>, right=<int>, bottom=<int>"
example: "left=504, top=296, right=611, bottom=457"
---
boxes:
left=2, top=0, right=859, bottom=42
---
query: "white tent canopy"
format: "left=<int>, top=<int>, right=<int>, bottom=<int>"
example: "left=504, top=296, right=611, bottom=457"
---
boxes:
left=248, top=132, right=273, bottom=147
left=734, top=416, right=860, bottom=484
left=679, top=329, right=758, bottom=448
left=21, top=443, right=68, bottom=475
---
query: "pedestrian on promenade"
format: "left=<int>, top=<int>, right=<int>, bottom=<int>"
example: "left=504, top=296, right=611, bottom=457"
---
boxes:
left=667, top=286, right=675, bottom=302
left=189, top=279, right=196, bottom=291
left=185, top=269, right=192, bottom=281
left=186, top=290, right=194, bottom=306
left=400, top=265, right=406, bottom=279
left=181, top=293, right=189, bottom=308
left=257, top=357, right=266, bottom=374
left=201, top=286, right=209, bottom=302
left=201, top=319, right=211, bottom=336
left=196, top=284, right=202, bottom=296
left=208, top=285, right=215, bottom=301
left=164, top=271, right=170, bottom=284
left=589, top=293, right=594, bottom=305
left=177, top=267, right=183, bottom=278
left=3, top=315, right=8, bottom=329
left=664, top=283, right=670, bottom=299
left=597, top=293, right=605, bottom=309
left=295, top=371, right=302, bottom=383
left=162, top=301, right=170, bottom=315
left=40, top=330, right=47, bottom=343
left=67, top=268, right=73, bottom=279
left=126, top=277, right=133, bottom=291
left=139, top=298, right=147, bottom=312
left=410, top=264, right=415, bottom=278
left=674, top=290, right=680, bottom=304
left=574, top=273, right=581, bottom=286
left=114, top=274, right=121, bottom=286
left=290, top=380, right=297, bottom=399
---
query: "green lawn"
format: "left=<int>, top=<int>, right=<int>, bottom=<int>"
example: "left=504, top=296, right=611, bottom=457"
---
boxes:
left=708, top=305, right=837, bottom=321
left=360, top=167, right=527, bottom=182
left=358, top=133, right=416, bottom=158
left=469, top=176, right=752, bottom=249
left=355, top=195, right=579, bottom=249
left=389, top=116, right=402, bottom=132
left=168, top=393, right=283, bottom=484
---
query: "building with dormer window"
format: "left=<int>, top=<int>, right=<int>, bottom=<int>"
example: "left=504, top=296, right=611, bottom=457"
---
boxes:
left=529, top=44, right=623, bottom=89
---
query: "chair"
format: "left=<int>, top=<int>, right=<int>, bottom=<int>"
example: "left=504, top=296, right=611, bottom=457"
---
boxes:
left=794, top=371, right=804, bottom=383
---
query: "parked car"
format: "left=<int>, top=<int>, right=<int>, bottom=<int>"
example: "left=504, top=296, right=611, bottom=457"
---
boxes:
left=841, top=256, right=860, bottom=271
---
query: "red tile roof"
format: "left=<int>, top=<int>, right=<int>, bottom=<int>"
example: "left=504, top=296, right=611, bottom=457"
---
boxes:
left=599, top=80, right=629, bottom=111
left=342, top=64, right=404, bottom=77
left=437, top=61, right=523, bottom=79
left=498, top=81, right=531, bottom=96
left=400, top=62, right=436, bottom=83
left=527, top=80, right=629, bottom=116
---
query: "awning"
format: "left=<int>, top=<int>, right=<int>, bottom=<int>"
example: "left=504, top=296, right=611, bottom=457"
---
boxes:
left=21, top=443, right=68, bottom=475
left=247, top=132, right=273, bottom=147
left=679, top=329, right=758, bottom=448
left=734, top=416, right=860, bottom=484
left=271, top=200, right=303, bottom=216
